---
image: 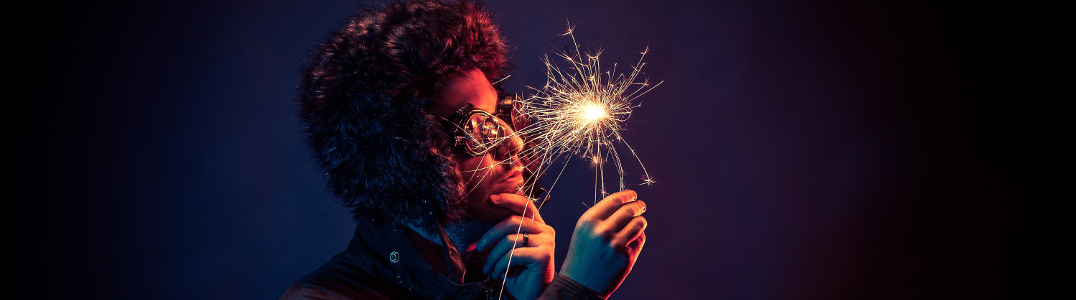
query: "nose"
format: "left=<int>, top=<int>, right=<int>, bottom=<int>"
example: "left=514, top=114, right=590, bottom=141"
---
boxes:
left=493, top=129, right=525, bottom=163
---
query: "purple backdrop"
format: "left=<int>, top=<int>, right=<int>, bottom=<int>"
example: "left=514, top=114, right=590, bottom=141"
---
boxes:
left=9, top=0, right=1061, bottom=299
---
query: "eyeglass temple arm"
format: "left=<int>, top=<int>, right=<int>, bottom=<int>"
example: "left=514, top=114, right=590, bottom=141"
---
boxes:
left=451, top=103, right=475, bottom=120
left=497, top=94, right=517, bottom=117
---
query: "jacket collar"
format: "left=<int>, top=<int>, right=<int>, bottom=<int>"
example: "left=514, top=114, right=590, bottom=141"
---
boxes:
left=345, top=220, right=499, bottom=300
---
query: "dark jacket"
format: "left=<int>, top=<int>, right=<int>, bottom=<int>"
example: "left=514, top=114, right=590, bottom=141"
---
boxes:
left=280, top=220, right=603, bottom=300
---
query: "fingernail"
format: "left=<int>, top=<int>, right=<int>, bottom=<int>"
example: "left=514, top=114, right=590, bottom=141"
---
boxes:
left=489, top=195, right=500, bottom=203
left=476, top=240, right=485, bottom=251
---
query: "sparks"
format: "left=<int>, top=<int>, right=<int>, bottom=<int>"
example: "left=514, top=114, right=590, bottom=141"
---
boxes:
left=494, top=23, right=662, bottom=300
left=514, top=23, right=662, bottom=204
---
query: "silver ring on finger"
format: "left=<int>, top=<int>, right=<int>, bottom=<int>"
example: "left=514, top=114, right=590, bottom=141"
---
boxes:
left=521, top=233, right=529, bottom=246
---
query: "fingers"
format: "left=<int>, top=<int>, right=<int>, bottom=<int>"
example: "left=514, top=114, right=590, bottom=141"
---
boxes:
left=490, top=193, right=544, bottom=223
left=581, top=190, right=638, bottom=221
left=630, top=232, right=646, bottom=252
left=476, top=215, right=547, bottom=251
left=612, top=216, right=647, bottom=250
left=483, top=233, right=529, bottom=274
left=601, top=200, right=646, bottom=233
left=489, top=247, right=552, bottom=280
left=483, top=232, right=552, bottom=274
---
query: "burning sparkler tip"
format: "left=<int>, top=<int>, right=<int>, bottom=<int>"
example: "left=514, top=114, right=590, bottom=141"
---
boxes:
left=582, top=104, right=607, bottom=123
left=521, top=23, right=659, bottom=213
left=497, top=22, right=659, bottom=300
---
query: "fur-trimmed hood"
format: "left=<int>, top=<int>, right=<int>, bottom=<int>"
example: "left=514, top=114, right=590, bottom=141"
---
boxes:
left=297, top=0, right=508, bottom=231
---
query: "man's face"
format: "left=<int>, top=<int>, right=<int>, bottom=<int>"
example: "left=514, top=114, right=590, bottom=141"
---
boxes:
left=434, top=69, right=526, bottom=222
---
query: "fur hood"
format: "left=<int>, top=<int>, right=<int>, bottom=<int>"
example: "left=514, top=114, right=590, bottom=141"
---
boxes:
left=297, top=0, right=508, bottom=230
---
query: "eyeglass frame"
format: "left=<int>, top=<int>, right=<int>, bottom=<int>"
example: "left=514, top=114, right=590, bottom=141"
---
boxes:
left=441, top=94, right=524, bottom=157
left=440, top=95, right=549, bottom=204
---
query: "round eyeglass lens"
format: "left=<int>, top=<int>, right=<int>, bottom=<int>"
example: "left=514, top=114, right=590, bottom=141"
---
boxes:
left=463, top=112, right=510, bottom=155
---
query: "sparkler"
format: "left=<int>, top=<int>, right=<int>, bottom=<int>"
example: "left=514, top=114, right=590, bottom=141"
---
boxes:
left=492, top=23, right=661, bottom=300
left=515, top=23, right=662, bottom=204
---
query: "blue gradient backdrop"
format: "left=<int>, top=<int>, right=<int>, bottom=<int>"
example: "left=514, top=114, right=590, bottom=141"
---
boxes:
left=8, top=0, right=1060, bottom=299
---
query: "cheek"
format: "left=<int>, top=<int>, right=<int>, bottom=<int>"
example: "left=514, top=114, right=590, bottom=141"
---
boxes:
left=456, top=155, right=495, bottom=185
left=456, top=156, right=479, bottom=176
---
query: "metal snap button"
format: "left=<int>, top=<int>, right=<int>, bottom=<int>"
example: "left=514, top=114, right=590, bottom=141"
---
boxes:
left=389, top=251, right=399, bottom=263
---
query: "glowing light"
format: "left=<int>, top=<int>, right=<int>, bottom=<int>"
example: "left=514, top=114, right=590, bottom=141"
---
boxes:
left=581, top=103, right=607, bottom=123
left=494, top=23, right=662, bottom=300
left=512, top=22, right=662, bottom=204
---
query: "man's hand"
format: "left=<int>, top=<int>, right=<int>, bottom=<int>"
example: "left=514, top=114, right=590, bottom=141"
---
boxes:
left=476, top=193, right=556, bottom=300
left=560, top=190, right=647, bottom=298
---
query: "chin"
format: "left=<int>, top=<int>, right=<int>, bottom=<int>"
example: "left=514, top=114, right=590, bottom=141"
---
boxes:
left=481, top=206, right=518, bottom=222
left=469, top=193, right=517, bottom=222
left=456, top=180, right=523, bottom=222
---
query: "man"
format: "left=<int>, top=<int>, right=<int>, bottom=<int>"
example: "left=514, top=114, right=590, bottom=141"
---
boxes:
left=281, top=1, right=648, bottom=299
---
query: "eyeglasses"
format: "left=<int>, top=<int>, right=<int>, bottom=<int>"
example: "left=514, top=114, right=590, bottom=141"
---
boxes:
left=442, top=96, right=549, bottom=203
left=442, top=95, right=525, bottom=157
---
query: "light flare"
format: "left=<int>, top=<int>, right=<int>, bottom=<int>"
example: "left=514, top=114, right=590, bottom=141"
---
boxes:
left=492, top=23, right=661, bottom=300
left=580, top=103, right=607, bottom=123
left=512, top=22, right=662, bottom=204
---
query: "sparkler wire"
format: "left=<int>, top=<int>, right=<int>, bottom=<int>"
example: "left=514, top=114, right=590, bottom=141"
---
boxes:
left=491, top=23, right=661, bottom=299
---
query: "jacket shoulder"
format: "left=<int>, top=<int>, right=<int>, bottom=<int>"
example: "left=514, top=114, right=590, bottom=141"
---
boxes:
left=279, top=281, right=388, bottom=300
left=279, top=252, right=392, bottom=300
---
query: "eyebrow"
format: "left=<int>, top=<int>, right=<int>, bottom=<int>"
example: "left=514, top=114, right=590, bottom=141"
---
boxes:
left=473, top=76, right=498, bottom=112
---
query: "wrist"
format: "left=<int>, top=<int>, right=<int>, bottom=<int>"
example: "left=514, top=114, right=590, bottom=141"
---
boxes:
left=559, top=269, right=610, bottom=299
left=553, top=273, right=609, bottom=300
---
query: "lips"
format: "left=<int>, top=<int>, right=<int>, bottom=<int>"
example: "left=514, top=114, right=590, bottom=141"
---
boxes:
left=502, top=169, right=524, bottom=185
left=496, top=167, right=525, bottom=193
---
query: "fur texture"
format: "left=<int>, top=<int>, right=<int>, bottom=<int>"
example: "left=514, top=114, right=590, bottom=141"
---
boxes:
left=298, top=0, right=508, bottom=230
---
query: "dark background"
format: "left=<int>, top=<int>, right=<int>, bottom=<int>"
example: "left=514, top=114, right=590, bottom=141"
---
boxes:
left=7, top=0, right=1064, bottom=299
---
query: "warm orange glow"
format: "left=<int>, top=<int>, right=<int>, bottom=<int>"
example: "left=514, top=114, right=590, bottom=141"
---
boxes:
left=582, top=103, right=607, bottom=123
